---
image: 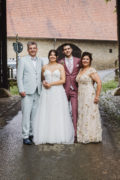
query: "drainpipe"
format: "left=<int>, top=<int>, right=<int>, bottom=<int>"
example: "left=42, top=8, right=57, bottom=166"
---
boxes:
left=53, top=38, right=56, bottom=49
left=116, top=0, right=120, bottom=86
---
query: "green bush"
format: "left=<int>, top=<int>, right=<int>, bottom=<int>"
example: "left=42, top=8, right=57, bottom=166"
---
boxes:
left=9, top=79, right=17, bottom=87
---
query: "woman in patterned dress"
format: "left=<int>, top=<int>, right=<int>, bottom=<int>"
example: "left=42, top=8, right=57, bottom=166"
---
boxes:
left=76, top=52, right=102, bottom=144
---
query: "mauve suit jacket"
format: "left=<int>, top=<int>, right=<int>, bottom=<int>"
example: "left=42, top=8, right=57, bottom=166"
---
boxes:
left=59, top=57, right=81, bottom=93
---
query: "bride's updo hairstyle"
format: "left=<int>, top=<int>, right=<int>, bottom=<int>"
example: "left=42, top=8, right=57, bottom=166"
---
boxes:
left=48, top=49, right=58, bottom=60
left=81, top=52, right=93, bottom=67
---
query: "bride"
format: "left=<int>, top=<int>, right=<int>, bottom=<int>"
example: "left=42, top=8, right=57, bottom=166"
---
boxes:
left=33, top=49, right=74, bottom=145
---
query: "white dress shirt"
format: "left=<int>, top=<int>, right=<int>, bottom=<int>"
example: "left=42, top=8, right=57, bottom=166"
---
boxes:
left=65, top=56, right=74, bottom=90
left=65, top=56, right=73, bottom=73
left=31, top=57, right=37, bottom=69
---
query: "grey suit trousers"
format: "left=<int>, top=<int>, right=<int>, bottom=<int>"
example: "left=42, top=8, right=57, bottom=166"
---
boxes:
left=21, top=89, right=40, bottom=139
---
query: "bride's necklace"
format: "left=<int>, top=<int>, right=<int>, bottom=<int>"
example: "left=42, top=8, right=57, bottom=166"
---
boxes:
left=47, top=62, right=58, bottom=71
left=49, top=62, right=57, bottom=66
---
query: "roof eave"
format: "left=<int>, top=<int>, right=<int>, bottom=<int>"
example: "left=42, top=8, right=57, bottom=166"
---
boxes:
left=7, top=36, right=117, bottom=42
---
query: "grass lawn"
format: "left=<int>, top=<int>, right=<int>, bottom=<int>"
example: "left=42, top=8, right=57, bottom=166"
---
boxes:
left=10, top=85, right=19, bottom=95
left=9, top=80, right=118, bottom=95
left=102, top=80, right=118, bottom=92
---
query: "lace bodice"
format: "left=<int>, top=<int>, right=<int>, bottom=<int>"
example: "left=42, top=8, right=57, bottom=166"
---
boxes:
left=44, top=69, right=60, bottom=83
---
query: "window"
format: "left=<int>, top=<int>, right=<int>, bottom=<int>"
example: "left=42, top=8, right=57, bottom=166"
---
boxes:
left=109, top=49, right=112, bottom=53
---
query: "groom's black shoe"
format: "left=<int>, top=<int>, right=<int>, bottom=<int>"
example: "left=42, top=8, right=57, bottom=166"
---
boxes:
left=23, top=138, right=32, bottom=145
left=74, top=136, right=78, bottom=143
left=29, top=135, right=33, bottom=142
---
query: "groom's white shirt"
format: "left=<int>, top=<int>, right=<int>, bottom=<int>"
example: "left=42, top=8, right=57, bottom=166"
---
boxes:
left=17, top=55, right=42, bottom=95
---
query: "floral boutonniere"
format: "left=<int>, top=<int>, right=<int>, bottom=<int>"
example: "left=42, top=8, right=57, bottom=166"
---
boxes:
left=60, top=60, right=64, bottom=66
left=76, top=64, right=79, bottom=67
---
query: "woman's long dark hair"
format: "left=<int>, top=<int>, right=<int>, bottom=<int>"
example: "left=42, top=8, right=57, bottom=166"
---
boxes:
left=48, top=49, right=58, bottom=59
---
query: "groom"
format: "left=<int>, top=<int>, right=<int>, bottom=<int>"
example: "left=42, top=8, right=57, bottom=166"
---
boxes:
left=59, top=44, right=81, bottom=143
left=17, top=42, right=42, bottom=145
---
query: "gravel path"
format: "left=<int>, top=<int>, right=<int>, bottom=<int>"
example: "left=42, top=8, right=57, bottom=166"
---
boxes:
left=98, top=69, right=115, bottom=82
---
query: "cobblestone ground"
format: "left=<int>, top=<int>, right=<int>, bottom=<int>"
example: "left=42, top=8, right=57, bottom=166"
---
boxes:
left=0, top=94, right=120, bottom=180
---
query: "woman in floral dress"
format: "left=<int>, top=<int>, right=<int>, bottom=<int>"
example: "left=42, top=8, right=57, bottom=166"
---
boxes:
left=76, top=52, right=102, bottom=144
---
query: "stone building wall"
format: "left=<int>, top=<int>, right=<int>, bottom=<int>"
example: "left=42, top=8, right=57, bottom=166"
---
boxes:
left=7, top=38, right=118, bottom=70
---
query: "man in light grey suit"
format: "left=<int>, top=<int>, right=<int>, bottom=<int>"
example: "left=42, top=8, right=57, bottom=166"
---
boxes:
left=17, top=42, right=42, bottom=145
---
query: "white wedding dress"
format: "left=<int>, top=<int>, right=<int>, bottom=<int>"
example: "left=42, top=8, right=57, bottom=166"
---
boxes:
left=33, top=69, right=74, bottom=145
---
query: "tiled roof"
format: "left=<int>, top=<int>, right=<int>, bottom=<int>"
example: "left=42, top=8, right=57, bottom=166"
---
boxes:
left=7, top=0, right=117, bottom=41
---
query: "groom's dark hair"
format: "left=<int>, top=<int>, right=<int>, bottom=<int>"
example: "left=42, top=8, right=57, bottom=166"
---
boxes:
left=27, top=41, right=37, bottom=49
left=62, top=44, right=72, bottom=51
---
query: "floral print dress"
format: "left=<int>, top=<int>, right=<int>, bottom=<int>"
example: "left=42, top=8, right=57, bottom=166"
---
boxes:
left=76, top=67, right=102, bottom=143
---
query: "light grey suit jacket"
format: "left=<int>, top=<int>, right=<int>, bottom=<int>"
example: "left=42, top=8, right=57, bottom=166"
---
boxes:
left=17, top=55, right=42, bottom=95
